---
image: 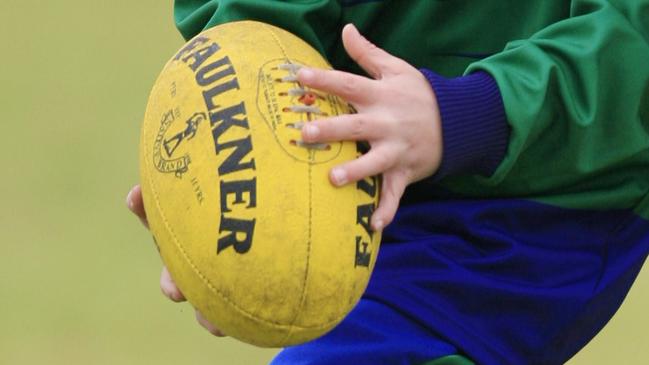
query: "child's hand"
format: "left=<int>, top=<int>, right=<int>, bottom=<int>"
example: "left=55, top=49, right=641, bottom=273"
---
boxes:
left=297, top=24, right=442, bottom=232
left=126, top=185, right=225, bottom=337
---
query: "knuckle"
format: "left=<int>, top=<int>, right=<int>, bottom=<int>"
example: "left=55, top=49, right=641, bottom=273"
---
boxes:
left=339, top=74, right=361, bottom=96
left=382, top=173, right=407, bottom=201
left=350, top=116, right=367, bottom=138
left=312, top=69, right=328, bottom=86
left=374, top=151, right=394, bottom=171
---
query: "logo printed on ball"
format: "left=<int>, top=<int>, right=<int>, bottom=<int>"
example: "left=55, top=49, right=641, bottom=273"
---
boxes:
left=171, top=34, right=260, bottom=255
left=163, top=112, right=205, bottom=157
left=153, top=111, right=207, bottom=177
left=355, top=142, right=379, bottom=268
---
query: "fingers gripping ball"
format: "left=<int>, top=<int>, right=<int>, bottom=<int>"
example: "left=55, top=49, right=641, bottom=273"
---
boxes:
left=139, top=21, right=381, bottom=347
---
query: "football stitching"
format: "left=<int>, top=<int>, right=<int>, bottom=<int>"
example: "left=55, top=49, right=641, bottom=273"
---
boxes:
left=264, top=24, right=314, bottom=344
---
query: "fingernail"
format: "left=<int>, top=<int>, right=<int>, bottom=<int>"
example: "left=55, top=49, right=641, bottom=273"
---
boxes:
left=344, top=23, right=364, bottom=41
left=346, top=23, right=359, bottom=34
left=331, top=168, right=347, bottom=186
left=303, top=124, right=319, bottom=140
left=298, top=68, right=315, bottom=82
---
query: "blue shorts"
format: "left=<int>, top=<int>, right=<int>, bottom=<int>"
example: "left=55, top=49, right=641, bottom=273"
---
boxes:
left=271, top=196, right=649, bottom=365
left=271, top=298, right=468, bottom=365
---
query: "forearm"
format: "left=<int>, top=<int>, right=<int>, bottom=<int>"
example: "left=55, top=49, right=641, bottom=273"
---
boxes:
left=442, top=0, right=649, bottom=213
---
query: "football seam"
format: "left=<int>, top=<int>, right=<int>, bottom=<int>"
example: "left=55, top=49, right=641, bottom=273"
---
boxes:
left=263, top=23, right=315, bottom=344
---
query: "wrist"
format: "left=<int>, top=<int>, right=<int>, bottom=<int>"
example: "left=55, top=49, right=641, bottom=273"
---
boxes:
left=420, top=69, right=510, bottom=180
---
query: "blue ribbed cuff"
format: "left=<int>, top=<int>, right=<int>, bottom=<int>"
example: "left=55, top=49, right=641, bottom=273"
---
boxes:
left=420, top=69, right=509, bottom=180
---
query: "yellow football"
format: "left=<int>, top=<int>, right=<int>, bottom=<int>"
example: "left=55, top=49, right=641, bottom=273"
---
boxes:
left=139, top=20, right=380, bottom=347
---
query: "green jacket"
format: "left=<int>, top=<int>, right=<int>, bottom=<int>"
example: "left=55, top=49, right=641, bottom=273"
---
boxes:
left=174, top=0, right=649, bottom=219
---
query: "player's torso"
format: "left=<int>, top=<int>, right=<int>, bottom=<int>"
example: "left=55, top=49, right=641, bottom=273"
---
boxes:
left=330, top=0, right=571, bottom=76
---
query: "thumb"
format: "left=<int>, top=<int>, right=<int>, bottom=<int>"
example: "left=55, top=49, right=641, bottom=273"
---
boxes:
left=341, top=23, right=394, bottom=79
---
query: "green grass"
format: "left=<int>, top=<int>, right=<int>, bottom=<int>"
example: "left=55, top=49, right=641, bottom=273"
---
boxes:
left=0, top=1, right=279, bottom=363
left=0, top=1, right=645, bottom=364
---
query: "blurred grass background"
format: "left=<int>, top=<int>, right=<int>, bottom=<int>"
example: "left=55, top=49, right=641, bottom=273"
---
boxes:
left=0, top=1, right=645, bottom=364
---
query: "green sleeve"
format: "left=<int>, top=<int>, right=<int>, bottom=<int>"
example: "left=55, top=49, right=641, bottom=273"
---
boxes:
left=450, top=0, right=649, bottom=212
left=174, top=0, right=342, bottom=58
